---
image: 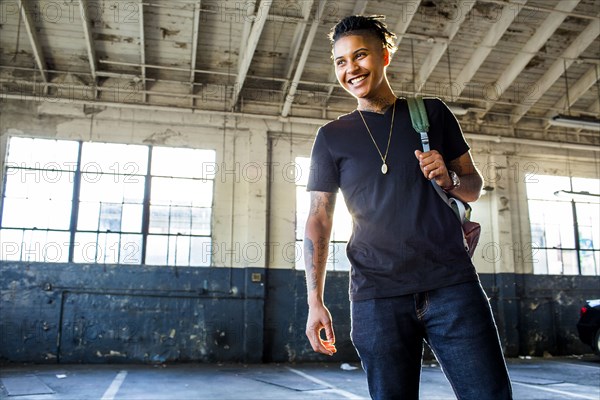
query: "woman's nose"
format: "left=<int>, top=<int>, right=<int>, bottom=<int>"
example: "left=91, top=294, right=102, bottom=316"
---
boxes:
left=347, top=60, right=359, bottom=74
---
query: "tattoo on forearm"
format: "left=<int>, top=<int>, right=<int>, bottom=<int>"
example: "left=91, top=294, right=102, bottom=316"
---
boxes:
left=304, top=237, right=318, bottom=291
left=306, top=192, right=335, bottom=295
left=310, top=192, right=336, bottom=218
left=316, top=236, right=328, bottom=265
left=304, top=235, right=329, bottom=293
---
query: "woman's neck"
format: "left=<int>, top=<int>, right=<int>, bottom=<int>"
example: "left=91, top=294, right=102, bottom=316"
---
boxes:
left=357, top=92, right=397, bottom=114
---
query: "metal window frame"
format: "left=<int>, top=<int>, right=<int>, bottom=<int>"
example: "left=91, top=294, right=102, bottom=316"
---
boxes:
left=528, top=192, right=600, bottom=275
left=0, top=137, right=215, bottom=267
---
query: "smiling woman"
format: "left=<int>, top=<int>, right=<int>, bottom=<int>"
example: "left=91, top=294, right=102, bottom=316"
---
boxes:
left=330, top=16, right=397, bottom=114
left=302, top=14, right=509, bottom=400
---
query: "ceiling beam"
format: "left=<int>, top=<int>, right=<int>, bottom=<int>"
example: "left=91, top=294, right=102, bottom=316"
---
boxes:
left=3, top=92, right=599, bottom=151
left=351, top=0, right=369, bottom=18
left=511, top=20, right=600, bottom=124
left=546, top=65, right=600, bottom=118
left=577, top=97, right=600, bottom=136
left=415, top=0, right=475, bottom=93
left=588, top=98, right=600, bottom=115
left=189, top=1, right=202, bottom=107
left=392, top=0, right=422, bottom=50
left=139, top=0, right=147, bottom=103
left=17, top=0, right=48, bottom=85
left=283, top=0, right=314, bottom=81
left=476, top=0, right=598, bottom=21
left=79, top=0, right=98, bottom=98
left=322, top=0, right=370, bottom=108
left=546, top=65, right=600, bottom=135
left=230, top=0, right=273, bottom=110
left=239, top=0, right=257, bottom=61
left=454, top=0, right=528, bottom=99
left=477, top=0, right=580, bottom=119
left=281, top=1, right=327, bottom=117
left=87, top=58, right=594, bottom=117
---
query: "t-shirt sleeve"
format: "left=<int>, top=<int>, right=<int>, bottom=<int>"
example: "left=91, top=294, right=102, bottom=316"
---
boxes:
left=306, top=128, right=340, bottom=193
left=436, top=98, right=470, bottom=162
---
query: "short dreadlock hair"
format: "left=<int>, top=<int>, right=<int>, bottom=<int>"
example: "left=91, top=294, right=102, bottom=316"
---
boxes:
left=328, top=15, right=397, bottom=55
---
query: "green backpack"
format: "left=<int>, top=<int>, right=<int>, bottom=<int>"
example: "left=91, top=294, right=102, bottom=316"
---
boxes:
left=406, top=96, right=481, bottom=258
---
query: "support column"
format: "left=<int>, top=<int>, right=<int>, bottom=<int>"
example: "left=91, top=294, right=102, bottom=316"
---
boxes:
left=489, top=155, right=520, bottom=356
left=243, top=120, right=269, bottom=362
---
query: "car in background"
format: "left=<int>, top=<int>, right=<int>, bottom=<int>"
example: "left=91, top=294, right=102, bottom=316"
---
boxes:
left=577, top=299, right=600, bottom=355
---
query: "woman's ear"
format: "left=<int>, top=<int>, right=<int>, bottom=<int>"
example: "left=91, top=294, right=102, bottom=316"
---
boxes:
left=383, top=48, right=391, bottom=67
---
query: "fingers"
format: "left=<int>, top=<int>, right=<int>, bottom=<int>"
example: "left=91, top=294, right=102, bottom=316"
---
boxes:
left=415, top=150, right=447, bottom=180
left=307, top=327, right=336, bottom=355
left=307, top=327, right=325, bottom=354
left=306, top=305, right=336, bottom=356
left=323, top=323, right=337, bottom=354
left=324, top=322, right=336, bottom=344
left=320, top=326, right=337, bottom=355
left=306, top=321, right=337, bottom=356
left=322, top=339, right=337, bottom=354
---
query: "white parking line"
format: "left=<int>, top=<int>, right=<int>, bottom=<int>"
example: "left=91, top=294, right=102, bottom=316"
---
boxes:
left=512, top=381, right=599, bottom=400
left=549, top=361, right=600, bottom=371
left=100, top=370, right=128, bottom=400
left=285, top=367, right=367, bottom=400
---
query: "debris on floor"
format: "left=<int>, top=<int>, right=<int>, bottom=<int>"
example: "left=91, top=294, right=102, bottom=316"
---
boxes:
left=340, top=363, right=359, bottom=371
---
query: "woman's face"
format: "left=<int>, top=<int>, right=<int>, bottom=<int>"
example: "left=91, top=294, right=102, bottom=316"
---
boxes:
left=332, top=33, right=390, bottom=101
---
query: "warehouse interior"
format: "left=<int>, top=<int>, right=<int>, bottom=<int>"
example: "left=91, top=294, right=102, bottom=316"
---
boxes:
left=1, top=0, right=600, bottom=378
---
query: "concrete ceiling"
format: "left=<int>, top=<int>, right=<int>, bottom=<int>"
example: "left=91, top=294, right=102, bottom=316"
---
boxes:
left=0, top=0, right=599, bottom=146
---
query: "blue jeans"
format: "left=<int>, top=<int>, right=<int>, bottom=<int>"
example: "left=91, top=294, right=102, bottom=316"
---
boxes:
left=351, top=281, right=512, bottom=400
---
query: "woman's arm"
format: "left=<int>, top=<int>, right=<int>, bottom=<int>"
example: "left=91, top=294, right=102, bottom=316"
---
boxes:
left=304, top=191, right=337, bottom=356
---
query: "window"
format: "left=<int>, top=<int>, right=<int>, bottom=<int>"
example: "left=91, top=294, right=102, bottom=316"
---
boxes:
left=1, top=137, right=215, bottom=266
left=146, top=147, right=214, bottom=266
left=1, top=138, right=78, bottom=263
left=526, top=174, right=599, bottom=275
left=295, top=157, right=352, bottom=271
left=74, top=142, right=147, bottom=264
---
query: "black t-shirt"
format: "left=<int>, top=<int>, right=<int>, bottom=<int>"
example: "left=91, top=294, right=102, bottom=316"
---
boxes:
left=307, top=98, right=479, bottom=301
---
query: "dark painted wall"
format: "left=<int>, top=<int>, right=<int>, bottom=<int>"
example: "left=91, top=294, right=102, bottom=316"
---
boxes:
left=0, top=262, right=265, bottom=363
left=264, top=269, right=358, bottom=363
left=1, top=262, right=599, bottom=364
left=515, top=275, right=600, bottom=356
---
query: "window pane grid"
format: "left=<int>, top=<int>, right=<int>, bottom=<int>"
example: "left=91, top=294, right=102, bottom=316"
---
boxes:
left=527, top=175, right=599, bottom=276
left=146, top=234, right=211, bottom=267
left=73, top=232, right=142, bottom=264
left=1, top=138, right=215, bottom=267
left=76, top=149, right=146, bottom=266
left=6, top=137, right=79, bottom=167
left=149, top=205, right=211, bottom=235
left=0, top=228, right=70, bottom=262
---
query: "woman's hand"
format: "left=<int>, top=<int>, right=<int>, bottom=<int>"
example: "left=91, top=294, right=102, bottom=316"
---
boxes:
left=415, top=150, right=453, bottom=189
left=306, top=303, right=337, bottom=356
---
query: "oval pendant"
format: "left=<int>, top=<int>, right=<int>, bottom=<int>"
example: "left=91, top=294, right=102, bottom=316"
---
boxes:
left=381, top=163, right=388, bottom=174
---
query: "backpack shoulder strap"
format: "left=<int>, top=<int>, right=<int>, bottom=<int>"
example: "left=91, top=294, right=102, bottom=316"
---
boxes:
left=406, top=96, right=431, bottom=152
left=408, top=96, right=467, bottom=223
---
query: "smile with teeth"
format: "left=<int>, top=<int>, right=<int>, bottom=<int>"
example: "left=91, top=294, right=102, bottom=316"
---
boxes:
left=350, top=75, right=367, bottom=85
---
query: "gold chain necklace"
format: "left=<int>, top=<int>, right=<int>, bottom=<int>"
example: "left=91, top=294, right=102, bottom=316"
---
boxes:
left=357, top=100, right=396, bottom=175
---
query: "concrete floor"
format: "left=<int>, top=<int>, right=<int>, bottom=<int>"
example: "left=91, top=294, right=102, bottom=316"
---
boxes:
left=1, top=356, right=598, bottom=400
